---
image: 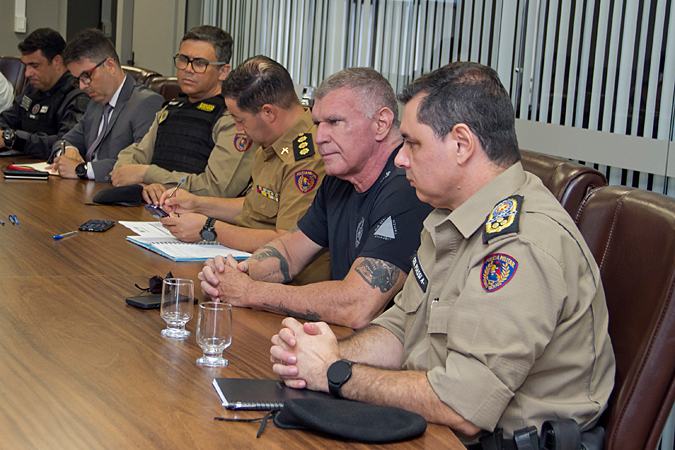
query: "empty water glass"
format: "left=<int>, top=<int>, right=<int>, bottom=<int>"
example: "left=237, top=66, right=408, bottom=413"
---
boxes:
left=160, top=278, right=194, bottom=339
left=196, top=302, right=232, bottom=367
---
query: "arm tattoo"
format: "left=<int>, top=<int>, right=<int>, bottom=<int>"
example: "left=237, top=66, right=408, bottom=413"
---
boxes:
left=262, top=302, right=321, bottom=321
left=355, top=259, right=400, bottom=293
left=286, top=224, right=300, bottom=234
left=251, top=245, right=291, bottom=283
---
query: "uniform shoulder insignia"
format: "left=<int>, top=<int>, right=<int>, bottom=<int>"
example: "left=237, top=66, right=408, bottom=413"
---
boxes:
left=293, top=133, right=315, bottom=161
left=294, top=170, right=318, bottom=193
left=197, top=102, right=215, bottom=112
left=158, top=109, right=169, bottom=124
left=483, top=195, right=523, bottom=244
left=234, top=133, right=252, bottom=152
left=481, top=253, right=518, bottom=292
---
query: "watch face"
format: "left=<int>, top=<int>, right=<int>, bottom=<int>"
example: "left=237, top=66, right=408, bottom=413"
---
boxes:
left=3, top=129, right=14, bottom=140
left=75, top=163, right=87, bottom=178
left=200, top=229, right=216, bottom=242
left=327, top=360, right=352, bottom=384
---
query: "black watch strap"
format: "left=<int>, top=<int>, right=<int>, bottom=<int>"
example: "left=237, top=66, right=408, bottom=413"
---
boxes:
left=327, top=359, right=353, bottom=398
left=75, top=162, right=88, bottom=180
left=200, top=217, right=217, bottom=241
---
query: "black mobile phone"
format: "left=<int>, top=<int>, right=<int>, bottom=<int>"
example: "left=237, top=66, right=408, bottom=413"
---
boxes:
left=145, top=204, right=169, bottom=219
left=125, top=294, right=198, bottom=310
left=78, top=219, right=115, bottom=232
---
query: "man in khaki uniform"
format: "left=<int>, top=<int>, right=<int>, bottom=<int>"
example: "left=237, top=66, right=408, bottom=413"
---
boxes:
left=111, top=26, right=256, bottom=203
left=268, top=63, right=615, bottom=446
left=159, top=55, right=329, bottom=283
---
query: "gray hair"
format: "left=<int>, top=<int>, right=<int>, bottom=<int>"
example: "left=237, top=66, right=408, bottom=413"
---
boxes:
left=316, top=67, right=399, bottom=127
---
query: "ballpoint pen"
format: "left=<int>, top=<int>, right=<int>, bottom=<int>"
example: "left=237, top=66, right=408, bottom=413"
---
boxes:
left=0, top=218, right=4, bottom=226
left=53, top=230, right=78, bottom=240
left=168, top=178, right=185, bottom=200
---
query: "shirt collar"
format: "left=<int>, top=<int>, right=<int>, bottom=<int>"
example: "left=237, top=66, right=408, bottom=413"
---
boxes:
left=264, top=108, right=314, bottom=159
left=108, top=75, right=127, bottom=108
left=424, top=162, right=527, bottom=239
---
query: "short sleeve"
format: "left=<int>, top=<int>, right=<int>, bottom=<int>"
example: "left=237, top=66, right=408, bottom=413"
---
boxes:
left=297, top=179, right=330, bottom=247
left=425, top=235, right=567, bottom=431
left=275, top=156, right=326, bottom=230
left=359, top=175, right=432, bottom=271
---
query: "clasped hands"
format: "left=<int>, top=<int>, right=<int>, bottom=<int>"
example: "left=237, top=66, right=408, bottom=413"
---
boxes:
left=198, top=254, right=254, bottom=307
left=270, top=317, right=342, bottom=392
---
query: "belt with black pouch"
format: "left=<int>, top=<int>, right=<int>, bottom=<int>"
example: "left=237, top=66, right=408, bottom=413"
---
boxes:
left=466, top=420, right=604, bottom=450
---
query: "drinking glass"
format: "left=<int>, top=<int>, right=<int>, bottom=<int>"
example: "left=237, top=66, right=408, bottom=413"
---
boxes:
left=196, top=302, right=232, bottom=367
left=160, top=278, right=194, bottom=339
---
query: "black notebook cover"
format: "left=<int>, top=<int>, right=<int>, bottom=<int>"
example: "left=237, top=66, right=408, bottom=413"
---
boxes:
left=212, top=377, right=332, bottom=410
left=3, top=169, right=48, bottom=179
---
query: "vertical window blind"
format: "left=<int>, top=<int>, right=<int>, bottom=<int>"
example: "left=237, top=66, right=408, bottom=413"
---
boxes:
left=207, top=0, right=675, bottom=197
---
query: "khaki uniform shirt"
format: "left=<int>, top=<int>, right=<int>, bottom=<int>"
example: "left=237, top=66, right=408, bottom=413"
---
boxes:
left=234, top=109, right=325, bottom=231
left=114, top=108, right=256, bottom=198
left=372, top=163, right=615, bottom=438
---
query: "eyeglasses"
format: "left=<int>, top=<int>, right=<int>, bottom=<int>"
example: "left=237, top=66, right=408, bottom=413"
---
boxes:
left=71, top=59, right=107, bottom=88
left=173, top=54, right=227, bottom=73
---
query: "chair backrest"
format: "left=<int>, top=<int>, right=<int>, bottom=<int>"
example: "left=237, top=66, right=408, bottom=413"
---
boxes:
left=146, top=76, right=181, bottom=102
left=574, top=185, right=675, bottom=450
left=520, top=150, right=607, bottom=217
left=0, top=56, right=27, bottom=97
left=121, top=65, right=161, bottom=85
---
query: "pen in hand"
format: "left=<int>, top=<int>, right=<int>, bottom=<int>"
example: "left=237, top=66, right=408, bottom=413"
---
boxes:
left=53, top=230, right=78, bottom=240
left=167, top=179, right=185, bottom=200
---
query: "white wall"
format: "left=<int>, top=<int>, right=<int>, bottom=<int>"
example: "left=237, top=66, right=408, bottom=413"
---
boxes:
left=128, top=0, right=186, bottom=75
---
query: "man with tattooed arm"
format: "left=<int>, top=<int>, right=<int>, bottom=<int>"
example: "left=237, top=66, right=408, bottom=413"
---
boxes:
left=199, top=68, right=433, bottom=328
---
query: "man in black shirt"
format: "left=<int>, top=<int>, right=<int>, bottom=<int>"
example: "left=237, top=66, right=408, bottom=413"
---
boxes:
left=199, top=68, right=433, bottom=328
left=0, top=28, right=89, bottom=158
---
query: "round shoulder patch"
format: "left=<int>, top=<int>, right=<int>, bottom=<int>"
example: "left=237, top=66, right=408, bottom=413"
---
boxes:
left=295, top=170, right=318, bottom=193
left=481, top=253, right=518, bottom=292
left=234, top=133, right=252, bottom=152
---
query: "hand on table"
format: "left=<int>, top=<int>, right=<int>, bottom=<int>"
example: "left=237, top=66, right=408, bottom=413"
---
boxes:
left=198, top=254, right=251, bottom=304
left=142, top=183, right=167, bottom=205
left=160, top=213, right=206, bottom=242
left=110, top=164, right=149, bottom=186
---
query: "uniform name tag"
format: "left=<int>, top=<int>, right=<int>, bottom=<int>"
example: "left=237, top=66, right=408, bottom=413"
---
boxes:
left=411, top=253, right=428, bottom=293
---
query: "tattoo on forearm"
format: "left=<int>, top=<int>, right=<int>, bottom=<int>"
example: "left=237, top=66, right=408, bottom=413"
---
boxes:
left=286, top=224, right=300, bottom=234
left=263, top=302, right=321, bottom=321
left=251, top=245, right=291, bottom=283
left=355, top=259, right=400, bottom=293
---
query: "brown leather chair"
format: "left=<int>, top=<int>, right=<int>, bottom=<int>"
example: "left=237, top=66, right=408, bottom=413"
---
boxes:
left=520, top=149, right=607, bottom=217
left=0, top=56, right=27, bottom=97
left=147, top=76, right=181, bottom=102
left=121, top=65, right=161, bottom=85
left=575, top=186, right=675, bottom=450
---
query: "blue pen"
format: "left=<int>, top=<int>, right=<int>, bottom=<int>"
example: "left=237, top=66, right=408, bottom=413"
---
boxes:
left=53, top=230, right=78, bottom=240
left=8, top=215, right=18, bottom=226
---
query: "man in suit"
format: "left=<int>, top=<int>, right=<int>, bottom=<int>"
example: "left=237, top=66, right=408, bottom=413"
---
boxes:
left=49, top=29, right=163, bottom=181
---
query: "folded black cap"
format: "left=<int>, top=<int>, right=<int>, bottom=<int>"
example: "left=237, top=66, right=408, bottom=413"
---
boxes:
left=273, top=398, right=427, bottom=443
left=92, top=184, right=144, bottom=207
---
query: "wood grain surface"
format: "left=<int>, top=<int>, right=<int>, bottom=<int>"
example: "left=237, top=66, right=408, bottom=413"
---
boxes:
left=0, top=164, right=466, bottom=450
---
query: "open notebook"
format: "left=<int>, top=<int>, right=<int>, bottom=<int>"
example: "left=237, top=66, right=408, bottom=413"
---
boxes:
left=126, top=235, right=250, bottom=262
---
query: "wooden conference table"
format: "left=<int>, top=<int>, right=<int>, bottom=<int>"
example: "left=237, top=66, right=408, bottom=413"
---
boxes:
left=0, top=168, right=466, bottom=450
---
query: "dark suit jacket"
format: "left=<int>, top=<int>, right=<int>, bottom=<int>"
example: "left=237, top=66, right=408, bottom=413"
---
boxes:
left=54, top=74, right=164, bottom=182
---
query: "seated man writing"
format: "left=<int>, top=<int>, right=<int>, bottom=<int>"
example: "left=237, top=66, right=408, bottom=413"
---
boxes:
left=268, top=62, right=616, bottom=446
left=111, top=26, right=255, bottom=204
left=49, top=29, right=164, bottom=181
left=160, top=56, right=330, bottom=284
left=198, top=68, right=433, bottom=328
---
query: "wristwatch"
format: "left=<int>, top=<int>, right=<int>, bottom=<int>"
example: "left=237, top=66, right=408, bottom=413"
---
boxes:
left=327, top=359, right=353, bottom=398
left=200, top=217, right=217, bottom=241
left=3, top=129, right=16, bottom=148
left=75, top=162, right=88, bottom=180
